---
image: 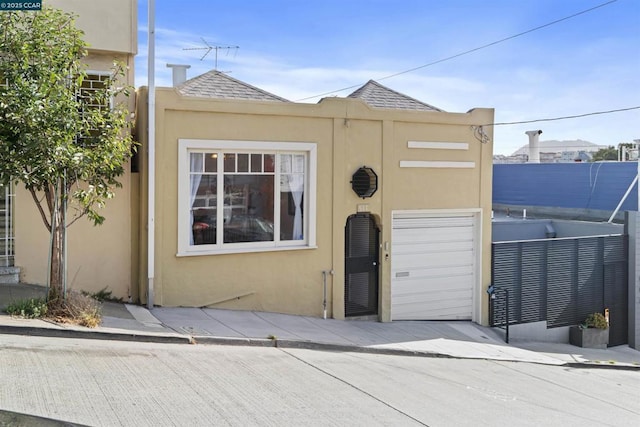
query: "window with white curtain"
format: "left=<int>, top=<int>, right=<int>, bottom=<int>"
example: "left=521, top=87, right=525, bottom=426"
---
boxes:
left=178, top=139, right=317, bottom=255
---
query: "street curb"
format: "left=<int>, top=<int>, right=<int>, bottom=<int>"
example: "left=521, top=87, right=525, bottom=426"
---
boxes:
left=275, top=338, right=454, bottom=359
left=193, top=336, right=277, bottom=347
left=194, top=335, right=640, bottom=369
left=0, top=324, right=194, bottom=345
left=192, top=335, right=449, bottom=358
left=2, top=323, right=638, bottom=371
left=565, top=361, right=640, bottom=371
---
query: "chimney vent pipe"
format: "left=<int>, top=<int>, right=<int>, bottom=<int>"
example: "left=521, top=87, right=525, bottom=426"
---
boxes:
left=525, top=130, right=543, bottom=163
left=166, top=64, right=191, bottom=87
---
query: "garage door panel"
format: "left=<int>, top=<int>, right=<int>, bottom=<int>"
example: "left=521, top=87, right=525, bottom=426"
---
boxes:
left=392, top=270, right=474, bottom=288
left=393, top=241, right=474, bottom=256
left=392, top=275, right=473, bottom=295
left=393, top=216, right=473, bottom=228
left=392, top=288, right=473, bottom=305
left=393, top=251, right=474, bottom=270
left=392, top=295, right=473, bottom=311
left=391, top=212, right=477, bottom=321
left=392, top=228, right=472, bottom=244
left=392, top=300, right=473, bottom=321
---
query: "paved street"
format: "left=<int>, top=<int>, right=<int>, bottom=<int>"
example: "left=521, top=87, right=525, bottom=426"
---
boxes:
left=1, top=334, right=638, bottom=426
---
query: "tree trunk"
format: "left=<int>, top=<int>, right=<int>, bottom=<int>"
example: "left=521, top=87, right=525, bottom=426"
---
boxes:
left=47, top=181, right=66, bottom=302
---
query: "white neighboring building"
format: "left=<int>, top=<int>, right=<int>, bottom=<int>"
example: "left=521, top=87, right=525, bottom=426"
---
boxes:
left=494, top=139, right=606, bottom=164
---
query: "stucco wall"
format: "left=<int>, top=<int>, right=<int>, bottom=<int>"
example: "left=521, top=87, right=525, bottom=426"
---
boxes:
left=14, top=182, right=133, bottom=298
left=46, top=0, right=137, bottom=55
left=138, top=88, right=494, bottom=322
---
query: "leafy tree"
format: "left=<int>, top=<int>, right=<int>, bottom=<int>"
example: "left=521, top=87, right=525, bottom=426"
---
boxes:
left=590, top=146, right=617, bottom=162
left=0, top=8, right=133, bottom=301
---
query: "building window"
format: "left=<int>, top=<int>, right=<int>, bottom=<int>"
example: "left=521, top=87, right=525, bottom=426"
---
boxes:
left=79, top=73, right=110, bottom=110
left=77, top=72, right=112, bottom=146
left=178, top=140, right=317, bottom=255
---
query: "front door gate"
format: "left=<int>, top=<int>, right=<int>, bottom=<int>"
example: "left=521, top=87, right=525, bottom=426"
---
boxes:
left=345, top=214, right=379, bottom=317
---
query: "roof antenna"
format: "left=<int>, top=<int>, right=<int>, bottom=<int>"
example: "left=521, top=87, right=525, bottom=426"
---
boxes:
left=183, top=38, right=239, bottom=71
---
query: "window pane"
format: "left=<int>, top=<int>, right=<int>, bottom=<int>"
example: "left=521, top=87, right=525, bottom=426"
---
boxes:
left=237, top=153, right=249, bottom=172
left=280, top=154, right=292, bottom=173
left=251, top=154, right=262, bottom=172
left=224, top=153, right=236, bottom=172
left=191, top=174, right=217, bottom=245
left=293, top=154, right=305, bottom=173
left=204, top=152, right=218, bottom=172
left=223, top=175, right=274, bottom=243
left=264, top=154, right=275, bottom=173
left=190, top=153, right=203, bottom=173
left=280, top=173, right=304, bottom=241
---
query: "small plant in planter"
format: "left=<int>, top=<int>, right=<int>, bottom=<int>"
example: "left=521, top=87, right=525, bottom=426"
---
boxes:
left=580, top=312, right=608, bottom=330
left=570, top=312, right=609, bottom=349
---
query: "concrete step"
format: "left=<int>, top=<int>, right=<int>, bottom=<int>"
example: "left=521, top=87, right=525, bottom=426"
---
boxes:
left=0, top=267, right=20, bottom=284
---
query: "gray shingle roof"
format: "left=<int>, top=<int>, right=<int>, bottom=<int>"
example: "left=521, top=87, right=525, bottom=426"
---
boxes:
left=348, top=80, right=442, bottom=112
left=177, top=70, right=289, bottom=102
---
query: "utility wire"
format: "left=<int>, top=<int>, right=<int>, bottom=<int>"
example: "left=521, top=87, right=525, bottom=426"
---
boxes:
left=295, top=0, right=618, bottom=102
left=484, top=106, right=640, bottom=127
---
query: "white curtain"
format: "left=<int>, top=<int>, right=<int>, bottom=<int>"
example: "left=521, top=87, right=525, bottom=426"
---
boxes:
left=289, top=174, right=304, bottom=240
left=189, top=153, right=203, bottom=245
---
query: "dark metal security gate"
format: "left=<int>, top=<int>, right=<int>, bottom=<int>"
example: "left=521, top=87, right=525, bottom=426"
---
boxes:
left=345, top=214, right=379, bottom=317
left=0, top=183, right=14, bottom=267
left=491, top=235, right=628, bottom=346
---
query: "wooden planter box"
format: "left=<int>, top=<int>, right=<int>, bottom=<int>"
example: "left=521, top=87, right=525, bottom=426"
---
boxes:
left=569, top=326, right=609, bottom=349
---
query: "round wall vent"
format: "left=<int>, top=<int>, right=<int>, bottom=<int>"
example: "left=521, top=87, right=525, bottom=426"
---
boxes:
left=351, top=167, right=378, bottom=199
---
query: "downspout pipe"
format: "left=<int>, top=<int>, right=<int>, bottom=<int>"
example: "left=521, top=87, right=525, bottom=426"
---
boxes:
left=322, top=271, right=328, bottom=319
left=147, top=0, right=156, bottom=309
left=322, top=270, right=334, bottom=319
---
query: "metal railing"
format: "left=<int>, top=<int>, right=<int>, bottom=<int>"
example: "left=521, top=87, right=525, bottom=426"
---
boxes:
left=487, top=285, right=509, bottom=343
left=0, top=183, right=14, bottom=267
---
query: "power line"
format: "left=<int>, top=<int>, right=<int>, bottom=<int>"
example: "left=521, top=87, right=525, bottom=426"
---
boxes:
left=485, top=106, right=640, bottom=127
left=295, top=0, right=618, bottom=102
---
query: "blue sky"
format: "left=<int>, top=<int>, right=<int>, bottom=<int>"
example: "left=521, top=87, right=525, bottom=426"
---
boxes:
left=135, top=0, right=640, bottom=155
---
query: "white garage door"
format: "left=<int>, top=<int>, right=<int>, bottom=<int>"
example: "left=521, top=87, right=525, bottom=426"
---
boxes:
left=391, top=212, right=477, bottom=321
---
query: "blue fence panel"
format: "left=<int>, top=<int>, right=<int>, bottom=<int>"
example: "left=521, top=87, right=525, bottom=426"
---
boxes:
left=493, top=162, right=638, bottom=211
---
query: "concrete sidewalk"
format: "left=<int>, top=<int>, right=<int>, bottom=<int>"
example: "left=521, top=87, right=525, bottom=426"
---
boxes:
left=1, top=283, right=639, bottom=369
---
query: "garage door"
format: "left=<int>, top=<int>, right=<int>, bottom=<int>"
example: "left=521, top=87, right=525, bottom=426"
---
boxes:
left=391, top=212, right=477, bottom=320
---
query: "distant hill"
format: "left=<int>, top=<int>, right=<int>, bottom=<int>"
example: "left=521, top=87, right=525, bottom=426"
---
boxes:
left=512, top=139, right=606, bottom=156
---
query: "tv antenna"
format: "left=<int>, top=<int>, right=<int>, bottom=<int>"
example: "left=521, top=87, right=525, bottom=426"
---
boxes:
left=183, top=38, right=239, bottom=71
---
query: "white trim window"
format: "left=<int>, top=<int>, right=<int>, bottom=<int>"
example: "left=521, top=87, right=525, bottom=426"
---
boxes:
left=178, top=139, right=317, bottom=255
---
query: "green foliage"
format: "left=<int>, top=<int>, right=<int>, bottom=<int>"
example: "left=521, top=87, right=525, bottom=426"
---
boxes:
left=5, top=298, right=48, bottom=318
left=0, top=7, right=134, bottom=226
left=590, top=146, right=617, bottom=162
left=582, top=312, right=608, bottom=329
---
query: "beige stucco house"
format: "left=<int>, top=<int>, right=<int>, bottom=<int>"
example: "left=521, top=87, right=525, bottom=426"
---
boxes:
left=7, top=0, right=138, bottom=298
left=5, top=1, right=496, bottom=325
left=136, top=69, right=495, bottom=323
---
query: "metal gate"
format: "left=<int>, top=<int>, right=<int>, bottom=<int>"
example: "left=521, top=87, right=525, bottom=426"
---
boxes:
left=0, top=183, right=14, bottom=267
left=491, top=235, right=628, bottom=346
left=345, top=214, right=379, bottom=317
